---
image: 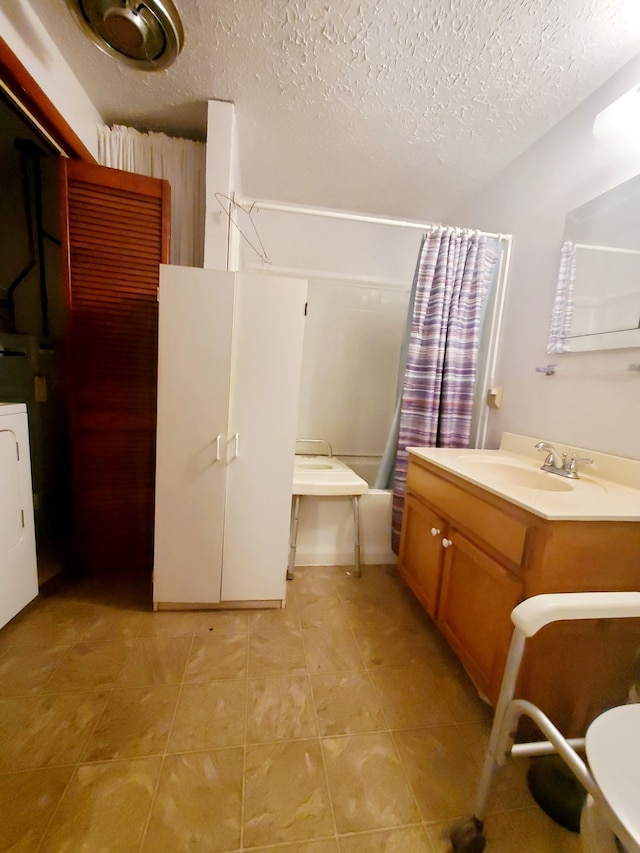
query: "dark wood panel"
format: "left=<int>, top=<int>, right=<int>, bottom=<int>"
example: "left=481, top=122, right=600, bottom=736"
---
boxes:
left=60, top=158, right=170, bottom=575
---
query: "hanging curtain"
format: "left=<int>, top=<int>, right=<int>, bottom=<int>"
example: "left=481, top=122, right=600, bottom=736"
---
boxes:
left=97, top=124, right=206, bottom=267
left=547, top=241, right=576, bottom=353
left=390, top=227, right=501, bottom=552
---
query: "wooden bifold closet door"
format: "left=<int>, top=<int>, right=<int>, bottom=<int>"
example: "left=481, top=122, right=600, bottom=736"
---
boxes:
left=59, top=158, right=170, bottom=575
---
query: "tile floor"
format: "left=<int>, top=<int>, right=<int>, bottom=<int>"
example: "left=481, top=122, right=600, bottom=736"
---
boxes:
left=0, top=564, right=583, bottom=852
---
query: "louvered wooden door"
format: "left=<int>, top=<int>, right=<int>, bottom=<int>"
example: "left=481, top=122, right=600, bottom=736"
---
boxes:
left=59, top=159, right=170, bottom=574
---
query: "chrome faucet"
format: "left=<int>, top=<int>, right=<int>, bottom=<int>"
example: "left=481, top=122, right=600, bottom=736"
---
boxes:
left=534, top=441, right=593, bottom=479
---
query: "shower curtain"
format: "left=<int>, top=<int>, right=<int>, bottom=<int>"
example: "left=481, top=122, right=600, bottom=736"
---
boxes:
left=97, top=124, right=206, bottom=268
left=547, top=241, right=577, bottom=353
left=388, top=226, right=501, bottom=552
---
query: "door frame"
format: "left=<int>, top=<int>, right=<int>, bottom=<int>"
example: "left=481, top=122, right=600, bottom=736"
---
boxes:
left=0, top=36, right=95, bottom=163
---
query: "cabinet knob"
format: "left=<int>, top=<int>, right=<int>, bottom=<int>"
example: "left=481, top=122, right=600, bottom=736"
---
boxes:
left=430, top=527, right=440, bottom=536
left=442, top=538, right=452, bottom=549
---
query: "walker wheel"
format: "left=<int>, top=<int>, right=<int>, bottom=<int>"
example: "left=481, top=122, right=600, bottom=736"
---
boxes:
left=449, top=816, right=486, bottom=852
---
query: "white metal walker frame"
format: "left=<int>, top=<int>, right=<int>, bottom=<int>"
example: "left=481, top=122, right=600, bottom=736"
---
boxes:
left=452, top=591, right=640, bottom=853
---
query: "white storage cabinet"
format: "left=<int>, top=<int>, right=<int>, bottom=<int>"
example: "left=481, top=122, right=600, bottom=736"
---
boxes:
left=153, top=266, right=306, bottom=607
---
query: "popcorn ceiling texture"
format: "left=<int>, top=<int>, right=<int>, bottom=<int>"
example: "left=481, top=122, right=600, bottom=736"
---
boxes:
left=27, top=0, right=640, bottom=219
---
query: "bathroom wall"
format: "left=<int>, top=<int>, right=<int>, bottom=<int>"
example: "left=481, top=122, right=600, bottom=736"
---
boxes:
left=451, top=52, right=640, bottom=461
left=1, top=3, right=102, bottom=159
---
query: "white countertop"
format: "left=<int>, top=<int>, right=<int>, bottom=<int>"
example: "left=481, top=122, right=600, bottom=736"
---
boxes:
left=407, top=433, right=640, bottom=521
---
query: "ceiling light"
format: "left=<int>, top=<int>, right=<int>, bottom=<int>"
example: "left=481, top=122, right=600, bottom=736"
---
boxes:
left=593, top=83, right=640, bottom=155
left=67, top=0, right=184, bottom=71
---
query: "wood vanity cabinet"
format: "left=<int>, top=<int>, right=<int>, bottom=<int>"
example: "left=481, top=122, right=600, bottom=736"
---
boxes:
left=398, top=453, right=640, bottom=735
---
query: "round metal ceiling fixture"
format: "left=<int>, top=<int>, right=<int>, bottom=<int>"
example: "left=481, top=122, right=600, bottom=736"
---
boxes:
left=68, top=0, right=184, bottom=71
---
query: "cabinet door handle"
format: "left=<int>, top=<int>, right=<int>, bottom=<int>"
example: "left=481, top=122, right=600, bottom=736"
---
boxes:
left=441, top=538, right=452, bottom=549
left=430, top=527, right=440, bottom=536
left=232, top=433, right=239, bottom=459
left=214, top=434, right=222, bottom=462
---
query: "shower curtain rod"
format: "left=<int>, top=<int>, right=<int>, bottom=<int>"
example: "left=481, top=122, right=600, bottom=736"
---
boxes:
left=238, top=197, right=509, bottom=242
left=573, top=242, right=640, bottom=256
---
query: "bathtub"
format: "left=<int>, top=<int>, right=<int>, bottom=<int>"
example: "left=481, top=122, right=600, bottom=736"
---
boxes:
left=293, top=455, right=396, bottom=567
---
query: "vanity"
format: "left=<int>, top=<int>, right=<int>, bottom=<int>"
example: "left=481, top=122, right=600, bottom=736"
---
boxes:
left=398, top=433, right=640, bottom=735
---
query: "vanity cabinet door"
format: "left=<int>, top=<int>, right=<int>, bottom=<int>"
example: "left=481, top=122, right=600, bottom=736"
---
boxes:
left=436, top=530, right=523, bottom=703
left=397, top=493, right=445, bottom=618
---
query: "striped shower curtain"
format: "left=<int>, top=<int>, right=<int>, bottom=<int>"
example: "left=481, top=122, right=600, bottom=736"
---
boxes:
left=391, top=227, right=501, bottom=552
left=547, top=241, right=576, bottom=353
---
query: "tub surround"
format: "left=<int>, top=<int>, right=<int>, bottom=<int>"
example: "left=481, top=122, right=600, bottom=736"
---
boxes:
left=398, top=435, right=640, bottom=735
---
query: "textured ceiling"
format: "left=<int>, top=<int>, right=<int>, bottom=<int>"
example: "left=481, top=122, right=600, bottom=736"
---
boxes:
left=26, top=0, right=640, bottom=220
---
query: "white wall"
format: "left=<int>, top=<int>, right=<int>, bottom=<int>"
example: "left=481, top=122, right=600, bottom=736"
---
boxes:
left=1, top=2, right=102, bottom=158
left=452, top=53, right=640, bottom=461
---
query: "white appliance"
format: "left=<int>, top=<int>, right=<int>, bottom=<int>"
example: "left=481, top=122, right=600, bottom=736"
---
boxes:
left=0, top=403, right=38, bottom=628
left=153, top=266, right=307, bottom=608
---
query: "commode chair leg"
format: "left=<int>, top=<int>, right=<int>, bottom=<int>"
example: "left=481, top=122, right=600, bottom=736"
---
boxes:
left=352, top=495, right=362, bottom=578
left=450, top=592, right=640, bottom=853
left=287, top=495, right=301, bottom=581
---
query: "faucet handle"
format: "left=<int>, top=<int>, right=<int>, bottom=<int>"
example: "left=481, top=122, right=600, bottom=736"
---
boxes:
left=565, top=454, right=593, bottom=474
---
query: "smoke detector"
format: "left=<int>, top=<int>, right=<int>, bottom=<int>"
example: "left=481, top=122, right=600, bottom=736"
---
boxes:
left=68, top=0, right=184, bottom=71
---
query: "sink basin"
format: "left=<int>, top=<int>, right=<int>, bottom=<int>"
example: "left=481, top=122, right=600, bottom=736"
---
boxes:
left=455, top=457, right=575, bottom=492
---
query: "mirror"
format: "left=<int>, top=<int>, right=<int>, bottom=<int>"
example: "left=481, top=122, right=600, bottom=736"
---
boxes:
left=547, top=174, right=640, bottom=352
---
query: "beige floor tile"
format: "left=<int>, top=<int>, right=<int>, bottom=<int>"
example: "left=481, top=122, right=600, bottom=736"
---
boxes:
left=452, top=720, right=493, bottom=767
left=193, top=609, right=251, bottom=635
left=142, top=749, right=243, bottom=853
left=0, top=691, right=109, bottom=771
left=41, top=756, right=162, bottom=852
left=311, top=672, right=386, bottom=736
left=354, top=625, right=450, bottom=670
left=117, top=636, right=192, bottom=687
left=0, top=600, right=97, bottom=646
left=247, top=676, right=317, bottom=743
left=370, top=667, right=453, bottom=729
left=506, top=806, right=583, bottom=852
left=393, top=727, right=480, bottom=823
left=322, top=732, right=421, bottom=834
left=168, top=681, right=247, bottom=751
left=0, top=643, right=71, bottom=697
left=44, top=639, right=133, bottom=692
left=81, top=606, right=149, bottom=641
left=185, top=633, right=248, bottom=681
left=0, top=695, right=36, bottom=744
left=250, top=603, right=301, bottom=633
left=302, top=627, right=365, bottom=673
left=292, top=567, right=351, bottom=596
left=296, top=594, right=350, bottom=630
left=244, top=739, right=334, bottom=846
left=342, top=592, right=429, bottom=635
left=337, top=565, right=402, bottom=596
left=339, top=826, right=432, bottom=852
left=260, top=841, right=339, bottom=852
left=249, top=629, right=307, bottom=677
left=137, top=610, right=200, bottom=637
left=371, top=665, right=487, bottom=729
left=82, top=685, right=180, bottom=761
left=0, top=766, right=74, bottom=852
left=0, top=569, right=594, bottom=853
